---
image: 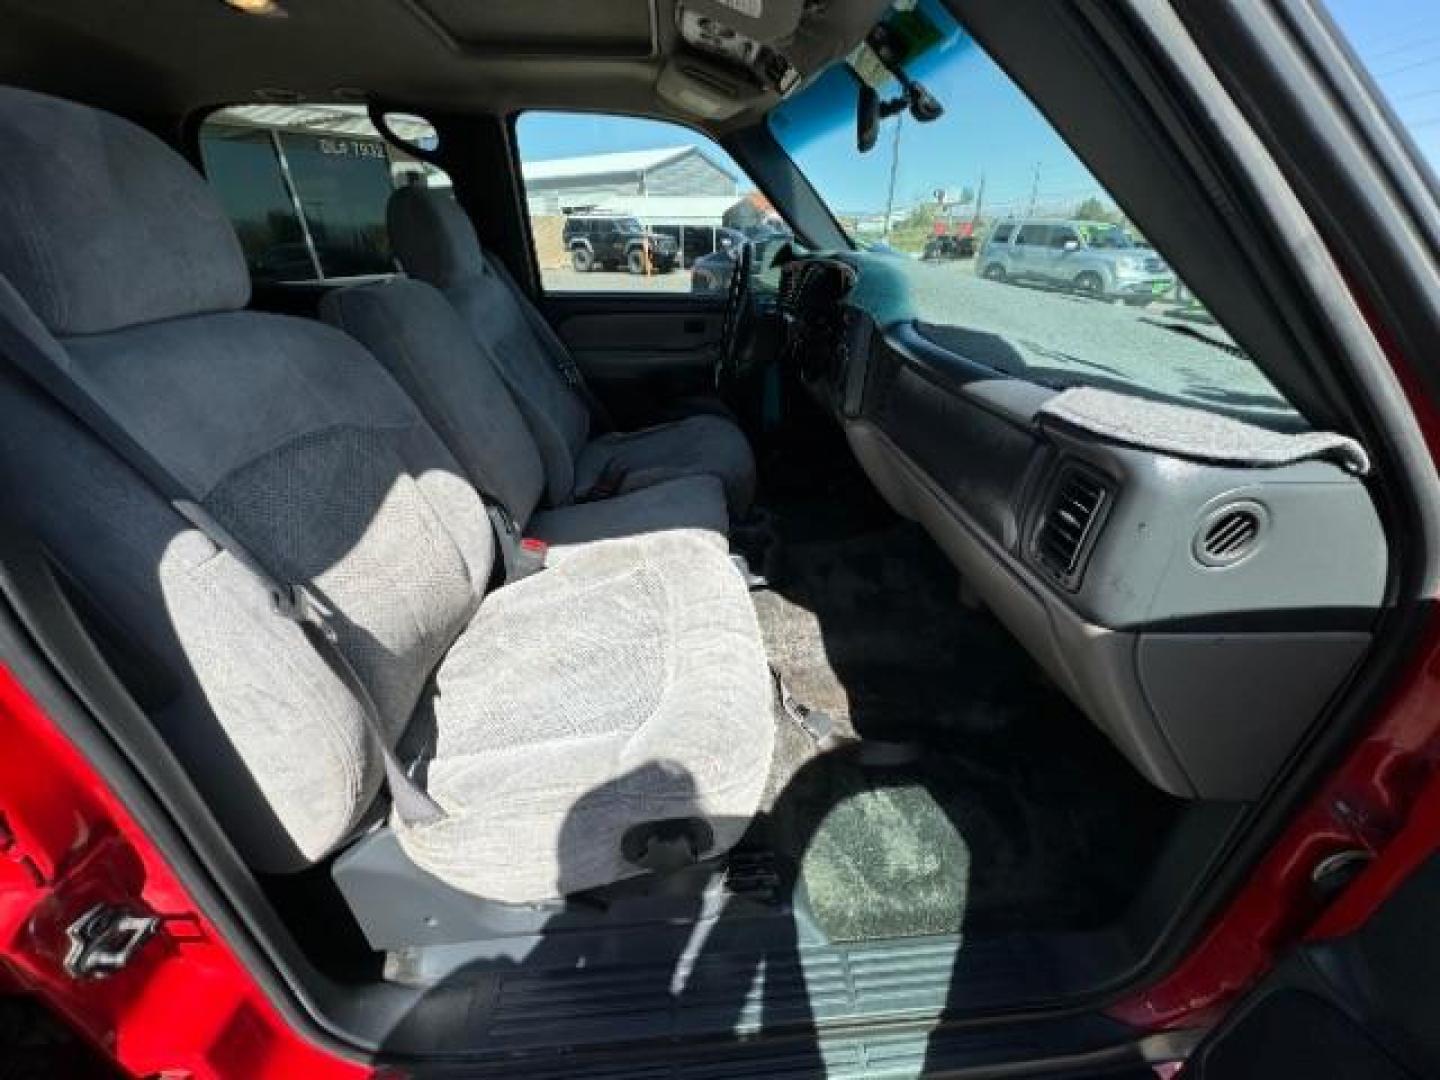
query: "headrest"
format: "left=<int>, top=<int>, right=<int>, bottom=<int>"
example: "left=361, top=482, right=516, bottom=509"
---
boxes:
left=387, top=186, right=486, bottom=290
left=0, top=88, right=250, bottom=336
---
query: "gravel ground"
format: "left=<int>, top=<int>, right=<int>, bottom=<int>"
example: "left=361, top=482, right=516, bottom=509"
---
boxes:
left=540, top=267, right=698, bottom=293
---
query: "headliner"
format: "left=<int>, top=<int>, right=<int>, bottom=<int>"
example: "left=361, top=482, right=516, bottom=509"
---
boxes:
left=0, top=0, right=873, bottom=136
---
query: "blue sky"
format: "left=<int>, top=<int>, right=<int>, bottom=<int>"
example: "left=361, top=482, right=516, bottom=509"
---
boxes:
left=518, top=1, right=1440, bottom=217
left=1326, top=0, right=1440, bottom=171
left=767, top=22, right=1097, bottom=217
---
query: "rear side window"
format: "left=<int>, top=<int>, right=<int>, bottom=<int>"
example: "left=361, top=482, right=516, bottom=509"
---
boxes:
left=514, top=111, right=778, bottom=295
left=200, top=107, right=451, bottom=283
left=1015, top=223, right=1051, bottom=245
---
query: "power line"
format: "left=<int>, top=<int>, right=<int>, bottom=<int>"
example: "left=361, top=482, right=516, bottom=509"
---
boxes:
left=1349, top=14, right=1440, bottom=56
left=1393, top=85, right=1440, bottom=104
left=1363, top=29, right=1440, bottom=63
left=1374, top=52, right=1440, bottom=79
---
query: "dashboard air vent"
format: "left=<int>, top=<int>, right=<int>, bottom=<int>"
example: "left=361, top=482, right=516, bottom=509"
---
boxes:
left=1194, top=502, right=1266, bottom=567
left=1034, top=465, right=1111, bottom=588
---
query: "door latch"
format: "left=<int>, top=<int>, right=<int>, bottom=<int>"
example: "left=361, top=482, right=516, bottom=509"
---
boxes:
left=64, top=903, right=160, bottom=979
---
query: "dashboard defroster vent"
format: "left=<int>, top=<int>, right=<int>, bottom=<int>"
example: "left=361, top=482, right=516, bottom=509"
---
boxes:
left=1033, top=464, right=1112, bottom=589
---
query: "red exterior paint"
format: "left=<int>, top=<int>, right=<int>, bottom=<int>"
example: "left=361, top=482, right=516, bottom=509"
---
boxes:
left=1303, top=321, right=1440, bottom=942
left=1108, top=608, right=1440, bottom=1029
left=1108, top=315, right=1440, bottom=1031
left=1307, top=733, right=1440, bottom=942
left=0, top=663, right=373, bottom=1080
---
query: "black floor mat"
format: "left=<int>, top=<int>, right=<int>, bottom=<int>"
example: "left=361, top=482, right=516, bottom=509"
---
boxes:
left=753, top=518, right=1179, bottom=939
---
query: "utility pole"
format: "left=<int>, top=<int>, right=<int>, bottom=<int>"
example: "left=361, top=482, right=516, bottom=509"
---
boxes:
left=882, top=112, right=904, bottom=242
left=970, top=171, right=986, bottom=236
left=1025, top=161, right=1042, bottom=218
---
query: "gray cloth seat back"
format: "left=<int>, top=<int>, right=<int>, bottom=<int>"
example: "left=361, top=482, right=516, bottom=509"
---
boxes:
left=320, top=277, right=549, bottom=530
left=320, top=277, right=736, bottom=554
left=388, top=187, right=591, bottom=506
left=0, top=87, right=495, bottom=871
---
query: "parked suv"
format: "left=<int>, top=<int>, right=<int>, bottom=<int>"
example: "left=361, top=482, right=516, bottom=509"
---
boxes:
left=977, top=217, right=1175, bottom=304
left=689, top=228, right=795, bottom=294
left=921, top=233, right=976, bottom=260
left=562, top=213, right=679, bottom=274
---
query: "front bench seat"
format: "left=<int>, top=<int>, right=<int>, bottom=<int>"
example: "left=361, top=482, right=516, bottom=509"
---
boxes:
left=386, top=186, right=757, bottom=516
left=321, top=277, right=730, bottom=555
left=0, top=87, right=773, bottom=902
left=408, top=531, right=773, bottom=899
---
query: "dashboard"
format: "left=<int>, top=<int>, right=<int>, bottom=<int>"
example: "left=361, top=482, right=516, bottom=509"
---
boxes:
left=777, top=253, right=1386, bottom=802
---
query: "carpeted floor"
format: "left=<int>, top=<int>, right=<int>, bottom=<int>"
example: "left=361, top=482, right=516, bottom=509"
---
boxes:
left=749, top=516, right=1179, bottom=942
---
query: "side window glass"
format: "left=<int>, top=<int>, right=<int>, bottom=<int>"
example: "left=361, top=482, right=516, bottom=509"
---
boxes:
left=1051, top=228, right=1079, bottom=249
left=1016, top=223, right=1049, bottom=246
left=514, top=111, right=784, bottom=294
left=991, top=221, right=1015, bottom=244
left=200, top=106, right=450, bottom=283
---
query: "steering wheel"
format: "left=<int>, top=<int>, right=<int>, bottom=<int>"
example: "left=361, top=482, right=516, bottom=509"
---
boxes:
left=715, top=239, right=755, bottom=390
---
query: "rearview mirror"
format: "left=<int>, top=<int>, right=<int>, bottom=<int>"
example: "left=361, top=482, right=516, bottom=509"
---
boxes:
left=857, top=83, right=879, bottom=153
left=906, top=80, right=944, bottom=123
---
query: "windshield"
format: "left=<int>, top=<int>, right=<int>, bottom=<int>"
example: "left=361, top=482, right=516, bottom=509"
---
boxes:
left=768, top=1, right=1301, bottom=428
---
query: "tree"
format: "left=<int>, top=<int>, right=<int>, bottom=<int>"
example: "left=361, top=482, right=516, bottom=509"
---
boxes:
left=887, top=202, right=941, bottom=254
left=1072, top=196, right=1117, bottom=222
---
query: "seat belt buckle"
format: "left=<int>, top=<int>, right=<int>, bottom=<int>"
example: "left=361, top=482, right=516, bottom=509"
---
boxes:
left=271, top=582, right=336, bottom=641
left=270, top=582, right=308, bottom=621
left=516, top=537, right=549, bottom=578
left=493, top=504, right=520, bottom=541
left=772, top=666, right=837, bottom=747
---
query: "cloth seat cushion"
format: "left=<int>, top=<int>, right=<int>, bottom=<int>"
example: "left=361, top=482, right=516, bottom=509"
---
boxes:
left=529, top=474, right=728, bottom=555
left=575, top=414, right=757, bottom=517
left=397, top=531, right=774, bottom=902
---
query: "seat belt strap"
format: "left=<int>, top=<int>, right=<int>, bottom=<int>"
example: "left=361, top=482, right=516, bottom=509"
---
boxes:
left=172, top=503, right=446, bottom=827
left=771, top=665, right=838, bottom=749
left=488, top=256, right=617, bottom=432
left=0, top=279, right=445, bottom=827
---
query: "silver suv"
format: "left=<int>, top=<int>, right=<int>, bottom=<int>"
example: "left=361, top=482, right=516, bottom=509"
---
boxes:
left=977, top=218, right=1175, bottom=305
